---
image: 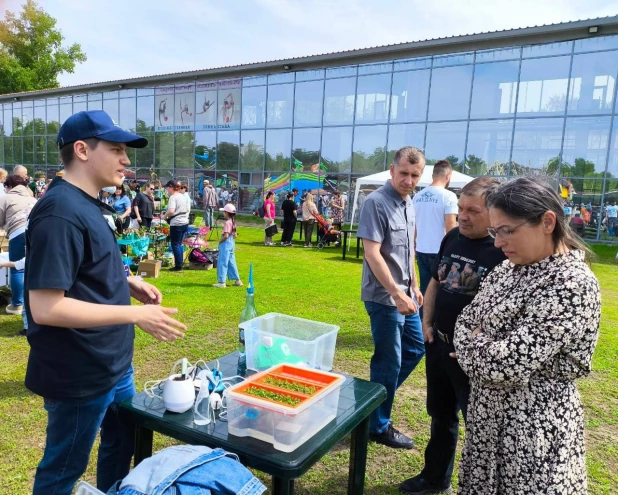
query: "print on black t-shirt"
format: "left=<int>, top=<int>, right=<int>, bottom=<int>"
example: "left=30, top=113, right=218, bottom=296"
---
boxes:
left=437, top=255, right=490, bottom=297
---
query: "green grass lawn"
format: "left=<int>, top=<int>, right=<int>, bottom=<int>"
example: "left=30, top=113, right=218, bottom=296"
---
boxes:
left=0, top=226, right=617, bottom=494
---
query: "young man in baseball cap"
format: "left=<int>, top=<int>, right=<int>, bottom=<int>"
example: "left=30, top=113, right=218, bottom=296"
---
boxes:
left=25, top=111, right=187, bottom=494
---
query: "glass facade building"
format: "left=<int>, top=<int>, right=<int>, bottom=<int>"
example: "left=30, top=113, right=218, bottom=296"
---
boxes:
left=1, top=20, right=618, bottom=241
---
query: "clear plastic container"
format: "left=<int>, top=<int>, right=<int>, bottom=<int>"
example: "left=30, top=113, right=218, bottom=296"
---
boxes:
left=75, top=481, right=105, bottom=495
left=226, top=364, right=344, bottom=452
left=241, top=313, right=339, bottom=371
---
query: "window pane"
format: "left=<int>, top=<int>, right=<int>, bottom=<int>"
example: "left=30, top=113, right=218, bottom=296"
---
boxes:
left=269, top=73, right=294, bottom=84
left=33, top=105, right=45, bottom=135
left=60, top=104, right=72, bottom=126
left=239, top=181, right=263, bottom=212
left=103, top=99, right=118, bottom=122
left=174, top=132, right=194, bottom=168
left=465, top=120, right=513, bottom=175
left=326, top=66, right=357, bottom=78
left=174, top=91, right=195, bottom=131
left=119, top=98, right=136, bottom=132
left=323, top=77, right=356, bottom=125
left=321, top=127, right=352, bottom=173
left=267, top=83, right=294, bottom=128
left=296, top=69, right=324, bottom=82
left=135, top=132, right=154, bottom=169
left=218, top=86, right=241, bottom=128
left=358, top=62, right=392, bottom=75
left=265, top=129, right=292, bottom=171
left=137, top=96, right=154, bottom=132
left=4, top=138, right=13, bottom=165
left=425, top=121, right=467, bottom=169
left=12, top=104, right=22, bottom=136
left=522, top=41, right=572, bottom=58
left=194, top=131, right=217, bottom=170
left=241, top=86, right=266, bottom=129
left=387, top=123, right=425, bottom=164
left=155, top=132, right=174, bottom=168
left=609, top=117, right=618, bottom=178
left=517, top=56, right=570, bottom=115
left=475, top=47, right=521, bottom=63
left=35, top=136, right=46, bottom=165
left=428, top=65, right=473, bottom=121
left=390, top=70, right=430, bottom=123
left=88, top=99, right=102, bottom=111
left=352, top=125, right=387, bottom=173
left=575, top=34, right=618, bottom=53
left=243, top=75, right=267, bottom=87
left=394, top=57, right=431, bottom=71
left=561, top=117, right=611, bottom=177
left=566, top=179, right=604, bottom=241
left=24, top=137, right=34, bottom=164
left=292, top=128, right=320, bottom=171
left=195, top=87, right=218, bottom=130
left=568, top=51, right=618, bottom=115
left=46, top=136, right=57, bottom=165
left=355, top=74, right=391, bottom=124
left=22, top=103, right=33, bottom=135
left=13, top=137, right=22, bottom=164
left=470, top=61, right=519, bottom=119
left=3, top=107, right=12, bottom=136
left=433, top=52, right=474, bottom=67
left=104, top=90, right=119, bottom=100
left=240, top=130, right=265, bottom=171
left=294, top=80, right=323, bottom=127
left=217, top=130, right=240, bottom=170
left=510, top=118, right=563, bottom=176
left=73, top=101, right=87, bottom=113
left=46, top=104, right=59, bottom=135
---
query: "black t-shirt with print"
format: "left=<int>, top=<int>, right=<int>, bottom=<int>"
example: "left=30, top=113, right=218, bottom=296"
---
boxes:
left=281, top=199, right=297, bottom=220
left=432, top=227, right=506, bottom=338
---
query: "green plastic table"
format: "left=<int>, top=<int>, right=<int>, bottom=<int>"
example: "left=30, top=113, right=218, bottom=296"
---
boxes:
left=119, top=351, right=385, bottom=495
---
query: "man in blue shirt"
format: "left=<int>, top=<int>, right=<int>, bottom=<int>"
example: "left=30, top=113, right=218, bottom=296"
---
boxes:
left=25, top=110, right=187, bottom=495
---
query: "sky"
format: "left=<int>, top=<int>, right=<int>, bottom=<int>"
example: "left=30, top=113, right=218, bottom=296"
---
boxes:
left=0, top=0, right=617, bottom=88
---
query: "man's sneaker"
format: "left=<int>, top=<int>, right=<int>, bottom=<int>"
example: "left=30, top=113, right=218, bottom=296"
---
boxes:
left=369, top=425, right=414, bottom=449
left=169, top=267, right=183, bottom=272
left=6, top=304, right=23, bottom=315
left=17, top=329, right=27, bottom=337
left=399, top=475, right=452, bottom=494
left=212, top=283, right=226, bottom=288
left=233, top=280, right=243, bottom=287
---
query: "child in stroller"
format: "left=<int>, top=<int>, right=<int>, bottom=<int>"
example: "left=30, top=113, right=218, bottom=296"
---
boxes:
left=312, top=212, right=341, bottom=249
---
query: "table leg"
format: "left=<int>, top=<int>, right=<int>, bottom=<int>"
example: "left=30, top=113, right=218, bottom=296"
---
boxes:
left=348, top=416, right=369, bottom=495
left=342, top=232, right=348, bottom=260
left=272, top=476, right=295, bottom=495
left=356, top=237, right=361, bottom=259
left=134, top=425, right=154, bottom=467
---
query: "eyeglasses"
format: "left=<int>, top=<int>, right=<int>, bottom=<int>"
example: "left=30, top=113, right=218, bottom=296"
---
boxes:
left=487, top=221, right=528, bottom=239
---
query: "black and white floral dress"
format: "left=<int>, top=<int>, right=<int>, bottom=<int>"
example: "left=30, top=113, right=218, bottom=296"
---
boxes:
left=454, top=251, right=600, bottom=494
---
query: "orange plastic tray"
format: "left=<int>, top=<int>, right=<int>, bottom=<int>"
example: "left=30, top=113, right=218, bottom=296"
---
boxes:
left=231, top=364, right=343, bottom=411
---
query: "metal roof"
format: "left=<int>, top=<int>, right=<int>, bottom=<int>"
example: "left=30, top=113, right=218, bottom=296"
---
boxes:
left=1, top=15, right=618, bottom=101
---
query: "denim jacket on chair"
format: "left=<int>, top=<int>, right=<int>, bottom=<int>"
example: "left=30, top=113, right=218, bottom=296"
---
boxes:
left=108, top=445, right=266, bottom=495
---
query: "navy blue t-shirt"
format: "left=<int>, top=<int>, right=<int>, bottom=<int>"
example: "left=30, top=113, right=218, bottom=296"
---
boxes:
left=24, top=178, right=134, bottom=401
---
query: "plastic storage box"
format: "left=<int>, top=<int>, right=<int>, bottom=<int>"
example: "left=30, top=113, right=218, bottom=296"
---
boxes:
left=226, top=364, right=344, bottom=452
left=241, top=313, right=339, bottom=371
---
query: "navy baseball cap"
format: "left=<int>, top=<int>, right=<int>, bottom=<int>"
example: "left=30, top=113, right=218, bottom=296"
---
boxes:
left=57, top=110, right=148, bottom=149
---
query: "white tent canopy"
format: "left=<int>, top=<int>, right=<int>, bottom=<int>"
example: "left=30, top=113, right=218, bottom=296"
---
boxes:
left=350, top=166, right=474, bottom=230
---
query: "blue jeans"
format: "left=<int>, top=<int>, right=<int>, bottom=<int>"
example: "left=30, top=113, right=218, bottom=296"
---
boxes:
left=365, top=301, right=425, bottom=434
left=203, top=207, right=214, bottom=228
left=33, top=366, right=136, bottom=495
left=8, top=232, right=26, bottom=307
left=170, top=225, right=188, bottom=268
left=217, top=238, right=240, bottom=284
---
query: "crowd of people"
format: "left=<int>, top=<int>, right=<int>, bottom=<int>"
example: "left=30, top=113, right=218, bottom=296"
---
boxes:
left=0, top=109, right=606, bottom=495
left=357, top=146, right=600, bottom=495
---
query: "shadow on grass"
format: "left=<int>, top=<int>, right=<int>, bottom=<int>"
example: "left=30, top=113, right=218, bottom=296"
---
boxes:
left=0, top=380, right=31, bottom=399
left=325, top=256, right=364, bottom=264
left=589, top=243, right=617, bottom=266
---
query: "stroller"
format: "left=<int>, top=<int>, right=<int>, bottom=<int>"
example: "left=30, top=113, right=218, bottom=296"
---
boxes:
left=312, top=212, right=341, bottom=250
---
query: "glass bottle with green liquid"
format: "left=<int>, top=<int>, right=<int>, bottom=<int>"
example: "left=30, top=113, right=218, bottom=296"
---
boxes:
left=238, top=264, right=258, bottom=376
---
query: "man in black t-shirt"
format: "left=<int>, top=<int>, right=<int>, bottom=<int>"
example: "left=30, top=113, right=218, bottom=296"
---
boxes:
left=280, top=192, right=297, bottom=246
left=25, top=110, right=187, bottom=495
left=400, top=177, right=506, bottom=495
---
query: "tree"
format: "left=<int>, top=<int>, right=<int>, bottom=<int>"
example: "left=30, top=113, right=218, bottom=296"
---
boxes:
left=0, top=0, right=86, bottom=95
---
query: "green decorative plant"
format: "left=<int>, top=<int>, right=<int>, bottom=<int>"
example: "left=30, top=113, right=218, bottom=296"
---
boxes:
left=263, top=377, right=317, bottom=395
left=244, top=386, right=301, bottom=406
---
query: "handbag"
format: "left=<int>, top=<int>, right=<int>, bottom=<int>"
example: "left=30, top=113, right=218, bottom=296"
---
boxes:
left=265, top=224, right=278, bottom=237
